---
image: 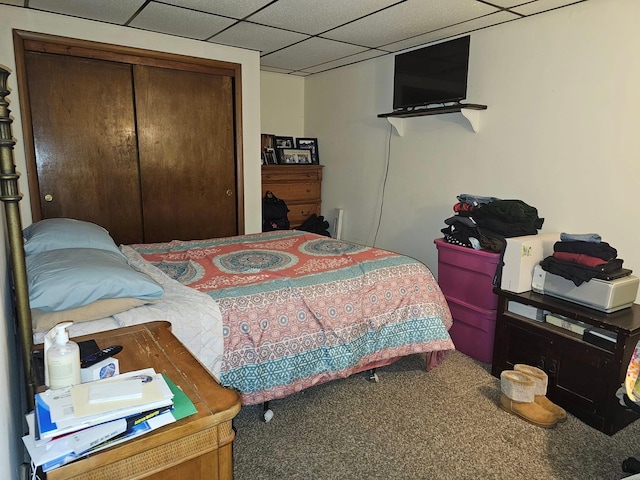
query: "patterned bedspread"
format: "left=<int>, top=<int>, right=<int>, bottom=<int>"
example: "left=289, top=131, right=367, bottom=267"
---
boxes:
left=131, top=230, right=454, bottom=405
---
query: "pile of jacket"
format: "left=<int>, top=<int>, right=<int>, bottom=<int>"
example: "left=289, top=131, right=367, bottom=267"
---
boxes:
left=441, top=194, right=544, bottom=253
left=540, top=233, right=630, bottom=286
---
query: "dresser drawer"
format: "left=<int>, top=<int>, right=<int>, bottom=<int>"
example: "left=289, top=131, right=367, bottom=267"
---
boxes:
left=262, top=182, right=320, bottom=202
left=288, top=202, right=321, bottom=227
left=262, top=166, right=322, bottom=183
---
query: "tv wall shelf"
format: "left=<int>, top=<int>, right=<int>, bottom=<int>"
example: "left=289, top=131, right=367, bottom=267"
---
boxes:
left=378, top=103, right=487, bottom=135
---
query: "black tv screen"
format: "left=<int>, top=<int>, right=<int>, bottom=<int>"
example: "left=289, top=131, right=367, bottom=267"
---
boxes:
left=393, top=35, right=470, bottom=111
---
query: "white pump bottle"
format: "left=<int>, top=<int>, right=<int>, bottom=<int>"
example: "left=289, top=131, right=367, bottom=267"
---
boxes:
left=45, top=322, right=81, bottom=389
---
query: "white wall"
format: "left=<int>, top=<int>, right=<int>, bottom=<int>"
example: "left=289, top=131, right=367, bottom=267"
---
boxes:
left=304, top=0, right=640, bottom=295
left=260, top=71, right=305, bottom=138
left=0, top=4, right=262, bottom=476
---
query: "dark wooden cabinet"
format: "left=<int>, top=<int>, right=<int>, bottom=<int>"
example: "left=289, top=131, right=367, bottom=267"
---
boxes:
left=16, top=31, right=243, bottom=245
left=492, top=289, right=640, bottom=435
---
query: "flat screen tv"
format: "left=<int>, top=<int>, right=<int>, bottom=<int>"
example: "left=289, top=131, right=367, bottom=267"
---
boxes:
left=392, top=35, right=470, bottom=111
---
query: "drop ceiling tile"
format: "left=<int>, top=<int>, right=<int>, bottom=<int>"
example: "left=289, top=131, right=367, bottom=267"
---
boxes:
left=157, top=0, right=273, bottom=20
left=0, top=0, right=25, bottom=6
left=383, top=11, right=520, bottom=52
left=129, top=2, right=235, bottom=40
left=261, top=65, right=295, bottom=74
left=323, top=0, right=499, bottom=47
left=29, top=0, right=146, bottom=24
left=483, top=0, right=530, bottom=7
left=261, top=37, right=369, bottom=71
left=301, top=49, right=389, bottom=74
left=246, top=0, right=402, bottom=35
left=210, top=21, right=310, bottom=54
left=512, top=0, right=588, bottom=16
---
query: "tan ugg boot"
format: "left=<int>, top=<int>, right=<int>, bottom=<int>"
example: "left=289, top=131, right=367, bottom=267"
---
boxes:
left=500, top=370, right=558, bottom=428
left=514, top=364, right=567, bottom=423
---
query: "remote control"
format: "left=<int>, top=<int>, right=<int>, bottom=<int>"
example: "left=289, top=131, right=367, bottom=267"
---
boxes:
left=80, top=345, right=123, bottom=369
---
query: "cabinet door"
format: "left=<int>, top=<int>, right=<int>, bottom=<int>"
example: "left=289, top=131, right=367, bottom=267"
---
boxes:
left=549, top=336, right=611, bottom=416
left=25, top=52, right=144, bottom=244
left=501, top=317, right=551, bottom=371
left=134, top=65, right=237, bottom=243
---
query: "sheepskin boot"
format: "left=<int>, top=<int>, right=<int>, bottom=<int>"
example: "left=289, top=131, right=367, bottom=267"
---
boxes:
left=500, top=370, right=558, bottom=428
left=514, top=364, right=567, bottom=423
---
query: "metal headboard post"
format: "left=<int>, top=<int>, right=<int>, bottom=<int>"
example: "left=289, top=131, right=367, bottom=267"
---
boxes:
left=0, top=67, right=35, bottom=410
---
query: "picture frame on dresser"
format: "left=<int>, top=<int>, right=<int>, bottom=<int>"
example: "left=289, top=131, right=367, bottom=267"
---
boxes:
left=295, top=137, right=320, bottom=164
left=264, top=148, right=278, bottom=165
left=277, top=148, right=300, bottom=164
left=274, top=135, right=294, bottom=148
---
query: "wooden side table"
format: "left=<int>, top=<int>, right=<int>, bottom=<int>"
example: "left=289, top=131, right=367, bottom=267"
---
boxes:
left=35, top=321, right=241, bottom=480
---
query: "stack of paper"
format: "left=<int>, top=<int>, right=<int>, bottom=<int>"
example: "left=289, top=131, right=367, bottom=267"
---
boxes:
left=23, top=368, right=197, bottom=473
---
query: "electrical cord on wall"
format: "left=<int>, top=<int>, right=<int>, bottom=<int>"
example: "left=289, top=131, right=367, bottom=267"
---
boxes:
left=372, top=123, right=393, bottom=247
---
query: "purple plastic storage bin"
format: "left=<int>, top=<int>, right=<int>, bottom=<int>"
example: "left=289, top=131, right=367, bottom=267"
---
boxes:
left=445, top=296, right=496, bottom=363
left=434, top=238, right=500, bottom=310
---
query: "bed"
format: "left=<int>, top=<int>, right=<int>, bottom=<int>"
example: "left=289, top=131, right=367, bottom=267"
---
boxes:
left=0, top=66, right=454, bottom=415
left=27, top=224, right=454, bottom=410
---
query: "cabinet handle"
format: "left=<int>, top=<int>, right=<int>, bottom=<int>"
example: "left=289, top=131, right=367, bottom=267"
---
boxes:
left=226, top=189, right=233, bottom=197
left=301, top=210, right=310, bottom=216
left=44, top=193, right=53, bottom=202
left=538, top=356, right=546, bottom=371
left=548, top=360, right=558, bottom=377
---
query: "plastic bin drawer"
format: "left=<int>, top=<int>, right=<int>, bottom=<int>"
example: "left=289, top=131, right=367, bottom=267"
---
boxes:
left=446, top=296, right=496, bottom=364
left=434, top=238, right=500, bottom=310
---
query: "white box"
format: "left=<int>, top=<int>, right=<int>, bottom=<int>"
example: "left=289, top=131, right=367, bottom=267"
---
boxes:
left=500, top=232, right=560, bottom=293
left=81, top=357, right=119, bottom=383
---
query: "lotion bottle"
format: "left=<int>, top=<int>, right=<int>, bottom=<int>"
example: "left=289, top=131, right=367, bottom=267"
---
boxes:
left=46, top=322, right=81, bottom=389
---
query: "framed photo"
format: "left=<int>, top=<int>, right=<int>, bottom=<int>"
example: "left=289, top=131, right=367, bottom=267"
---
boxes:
left=264, top=148, right=278, bottom=165
left=295, top=137, right=319, bottom=164
left=261, top=133, right=275, bottom=150
left=295, top=149, right=312, bottom=164
left=277, top=148, right=311, bottom=164
left=274, top=136, right=294, bottom=149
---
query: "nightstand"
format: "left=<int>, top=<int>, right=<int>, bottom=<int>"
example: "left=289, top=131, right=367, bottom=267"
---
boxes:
left=35, top=321, right=241, bottom=480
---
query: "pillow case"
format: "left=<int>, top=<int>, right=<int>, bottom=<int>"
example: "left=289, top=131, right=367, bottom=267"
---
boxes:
left=31, top=297, right=152, bottom=333
left=27, top=248, right=164, bottom=312
left=23, top=218, right=124, bottom=258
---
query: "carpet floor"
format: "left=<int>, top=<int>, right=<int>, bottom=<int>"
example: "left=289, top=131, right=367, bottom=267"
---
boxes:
left=232, top=350, right=640, bottom=480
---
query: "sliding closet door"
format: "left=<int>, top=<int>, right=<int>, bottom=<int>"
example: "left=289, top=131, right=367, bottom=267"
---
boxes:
left=134, top=65, right=237, bottom=243
left=24, top=52, right=144, bottom=244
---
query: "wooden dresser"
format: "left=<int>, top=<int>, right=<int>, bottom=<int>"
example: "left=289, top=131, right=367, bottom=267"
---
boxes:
left=39, top=322, right=241, bottom=480
left=261, top=165, right=323, bottom=228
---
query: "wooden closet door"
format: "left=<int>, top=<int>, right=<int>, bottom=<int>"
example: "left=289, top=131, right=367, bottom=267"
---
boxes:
left=24, top=52, right=144, bottom=245
left=134, top=65, right=237, bottom=243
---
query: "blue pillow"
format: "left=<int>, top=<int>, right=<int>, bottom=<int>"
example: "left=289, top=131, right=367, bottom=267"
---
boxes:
left=23, top=218, right=124, bottom=258
left=27, top=248, right=164, bottom=312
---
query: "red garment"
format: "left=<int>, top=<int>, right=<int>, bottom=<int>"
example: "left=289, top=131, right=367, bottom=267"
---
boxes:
left=453, top=202, right=475, bottom=212
left=553, top=251, right=607, bottom=267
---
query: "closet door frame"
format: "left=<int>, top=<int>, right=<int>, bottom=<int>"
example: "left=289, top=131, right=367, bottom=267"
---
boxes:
left=12, top=29, right=245, bottom=234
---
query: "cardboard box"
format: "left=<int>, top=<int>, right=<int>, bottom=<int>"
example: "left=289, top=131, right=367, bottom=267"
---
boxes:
left=500, top=232, right=560, bottom=293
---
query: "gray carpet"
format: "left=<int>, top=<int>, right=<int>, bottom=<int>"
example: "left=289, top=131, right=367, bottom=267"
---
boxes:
left=232, top=351, right=640, bottom=480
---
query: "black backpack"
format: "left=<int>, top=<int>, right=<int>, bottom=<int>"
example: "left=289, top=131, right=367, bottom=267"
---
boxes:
left=262, top=190, right=290, bottom=231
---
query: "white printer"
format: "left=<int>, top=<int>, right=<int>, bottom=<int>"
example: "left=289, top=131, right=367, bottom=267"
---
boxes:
left=532, top=264, right=639, bottom=313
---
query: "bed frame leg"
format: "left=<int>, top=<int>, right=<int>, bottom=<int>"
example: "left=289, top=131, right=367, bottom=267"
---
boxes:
left=367, top=368, right=379, bottom=383
left=262, top=401, right=274, bottom=422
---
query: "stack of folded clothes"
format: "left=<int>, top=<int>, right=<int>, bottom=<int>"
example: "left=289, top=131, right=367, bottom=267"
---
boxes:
left=440, top=194, right=544, bottom=253
left=540, top=232, right=631, bottom=286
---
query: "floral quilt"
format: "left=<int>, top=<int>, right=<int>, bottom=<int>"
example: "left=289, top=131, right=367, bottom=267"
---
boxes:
left=131, top=230, right=454, bottom=405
